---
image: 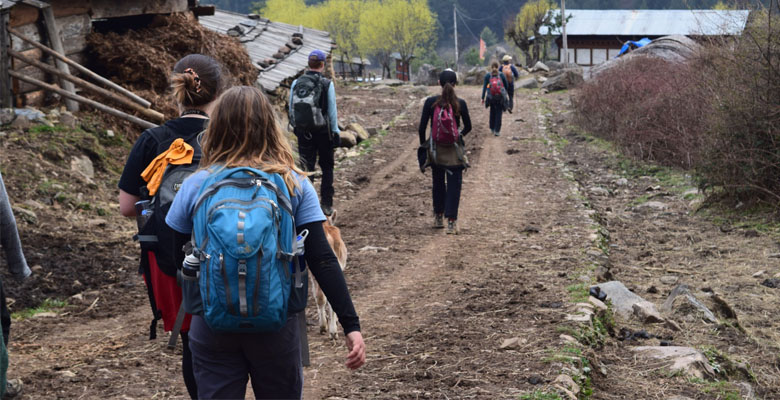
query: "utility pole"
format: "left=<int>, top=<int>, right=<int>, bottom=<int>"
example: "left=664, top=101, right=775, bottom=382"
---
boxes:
left=561, top=0, right=569, bottom=65
left=453, top=4, right=459, bottom=72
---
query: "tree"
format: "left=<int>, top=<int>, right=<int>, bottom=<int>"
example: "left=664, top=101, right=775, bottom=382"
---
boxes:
left=359, top=0, right=394, bottom=78
left=312, top=0, right=363, bottom=77
left=258, top=0, right=315, bottom=25
left=505, top=0, right=556, bottom=67
left=480, top=26, right=498, bottom=47
left=463, top=47, right=481, bottom=66
left=384, top=0, right=437, bottom=74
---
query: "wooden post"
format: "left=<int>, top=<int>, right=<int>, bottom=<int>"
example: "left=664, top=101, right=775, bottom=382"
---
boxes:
left=0, top=11, right=11, bottom=108
left=39, top=5, right=78, bottom=112
left=10, top=49, right=165, bottom=122
left=8, top=27, right=153, bottom=109
left=9, top=70, right=157, bottom=129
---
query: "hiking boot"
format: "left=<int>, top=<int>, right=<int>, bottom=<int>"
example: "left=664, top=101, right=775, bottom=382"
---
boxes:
left=433, top=214, right=444, bottom=229
left=5, top=379, right=22, bottom=399
left=321, top=204, right=334, bottom=216
left=493, top=130, right=500, bottom=137
left=446, top=219, right=459, bottom=235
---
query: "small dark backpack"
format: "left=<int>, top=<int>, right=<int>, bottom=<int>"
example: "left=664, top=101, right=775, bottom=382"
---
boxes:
left=137, top=128, right=203, bottom=276
left=290, top=74, right=329, bottom=131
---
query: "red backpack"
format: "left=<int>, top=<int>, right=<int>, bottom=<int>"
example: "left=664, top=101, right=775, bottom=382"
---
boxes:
left=431, top=104, right=458, bottom=144
left=489, top=75, right=503, bottom=97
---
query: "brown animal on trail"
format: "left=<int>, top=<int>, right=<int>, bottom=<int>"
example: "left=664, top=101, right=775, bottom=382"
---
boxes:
left=312, top=210, right=348, bottom=339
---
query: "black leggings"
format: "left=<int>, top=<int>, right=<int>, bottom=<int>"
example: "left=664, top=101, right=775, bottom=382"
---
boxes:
left=181, top=331, right=197, bottom=399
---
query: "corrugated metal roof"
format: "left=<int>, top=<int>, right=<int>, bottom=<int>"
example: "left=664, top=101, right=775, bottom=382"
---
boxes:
left=1, top=0, right=20, bottom=11
left=540, top=9, right=750, bottom=36
left=200, top=10, right=335, bottom=92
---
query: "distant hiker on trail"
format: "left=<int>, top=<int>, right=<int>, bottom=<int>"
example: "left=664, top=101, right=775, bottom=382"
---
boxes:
left=481, top=61, right=509, bottom=137
left=289, top=49, right=341, bottom=217
left=501, top=55, right=520, bottom=113
left=0, top=171, right=31, bottom=399
left=118, top=54, right=224, bottom=399
left=165, top=86, right=365, bottom=399
left=418, top=69, right=472, bottom=235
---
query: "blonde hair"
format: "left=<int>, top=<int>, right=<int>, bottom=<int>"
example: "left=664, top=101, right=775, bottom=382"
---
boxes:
left=200, top=86, right=303, bottom=195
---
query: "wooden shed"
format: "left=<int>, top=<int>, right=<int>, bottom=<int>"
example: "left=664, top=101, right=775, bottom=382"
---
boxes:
left=0, top=0, right=209, bottom=108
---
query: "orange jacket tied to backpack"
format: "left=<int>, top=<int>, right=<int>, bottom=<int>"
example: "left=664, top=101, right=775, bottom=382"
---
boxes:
left=141, top=138, right=194, bottom=196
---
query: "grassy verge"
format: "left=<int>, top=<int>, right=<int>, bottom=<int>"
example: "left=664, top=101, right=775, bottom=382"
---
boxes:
left=12, top=298, right=68, bottom=320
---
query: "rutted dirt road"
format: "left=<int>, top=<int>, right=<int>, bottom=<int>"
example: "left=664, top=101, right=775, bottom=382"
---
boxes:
left=2, top=85, right=779, bottom=399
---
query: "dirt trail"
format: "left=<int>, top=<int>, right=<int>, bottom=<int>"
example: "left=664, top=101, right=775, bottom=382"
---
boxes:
left=303, top=87, right=597, bottom=398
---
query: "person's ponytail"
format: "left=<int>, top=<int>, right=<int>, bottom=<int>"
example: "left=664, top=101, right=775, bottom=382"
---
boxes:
left=170, top=54, right=224, bottom=108
left=436, top=82, right=460, bottom=117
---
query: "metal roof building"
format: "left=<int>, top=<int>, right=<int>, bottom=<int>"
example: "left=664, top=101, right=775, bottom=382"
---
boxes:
left=538, top=9, right=750, bottom=66
left=541, top=9, right=750, bottom=36
left=200, top=10, right=335, bottom=92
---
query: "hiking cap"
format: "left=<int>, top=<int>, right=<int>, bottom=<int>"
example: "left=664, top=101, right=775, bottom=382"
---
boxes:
left=439, top=68, right=457, bottom=86
left=502, top=55, right=512, bottom=62
left=309, top=49, right=327, bottom=61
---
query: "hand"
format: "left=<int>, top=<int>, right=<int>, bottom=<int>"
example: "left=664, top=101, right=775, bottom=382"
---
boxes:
left=331, top=132, right=341, bottom=147
left=481, top=98, right=485, bottom=105
left=344, top=331, right=366, bottom=370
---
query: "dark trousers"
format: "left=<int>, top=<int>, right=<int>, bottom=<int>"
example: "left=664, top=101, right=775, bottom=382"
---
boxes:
left=0, top=280, right=8, bottom=347
left=189, top=315, right=302, bottom=399
left=489, top=100, right=503, bottom=133
left=432, top=165, right=463, bottom=220
left=506, top=84, right=515, bottom=111
left=296, top=129, right=334, bottom=207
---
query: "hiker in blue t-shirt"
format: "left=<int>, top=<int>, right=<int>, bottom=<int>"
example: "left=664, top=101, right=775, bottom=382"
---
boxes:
left=166, top=86, right=365, bottom=399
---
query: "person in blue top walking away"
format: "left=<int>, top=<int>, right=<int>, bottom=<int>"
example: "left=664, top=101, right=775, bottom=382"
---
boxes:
left=501, top=55, right=520, bottom=113
left=167, top=86, right=365, bottom=399
left=481, top=61, right=509, bottom=136
left=289, top=49, right=341, bottom=217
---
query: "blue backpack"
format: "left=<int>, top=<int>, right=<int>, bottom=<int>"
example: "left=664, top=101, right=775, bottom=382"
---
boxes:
left=187, top=167, right=302, bottom=333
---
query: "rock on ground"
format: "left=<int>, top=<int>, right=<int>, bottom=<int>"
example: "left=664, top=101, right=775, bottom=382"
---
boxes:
left=541, top=69, right=584, bottom=92
left=631, top=346, right=717, bottom=380
left=516, top=77, right=539, bottom=89
left=592, top=281, right=652, bottom=319
left=339, top=131, right=357, bottom=148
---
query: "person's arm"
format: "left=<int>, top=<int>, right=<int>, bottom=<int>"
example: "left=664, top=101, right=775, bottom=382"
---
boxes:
left=511, top=65, right=519, bottom=78
left=118, top=130, right=156, bottom=216
left=288, top=80, right=296, bottom=125
left=301, top=221, right=359, bottom=333
left=119, top=190, right=140, bottom=217
left=481, top=75, right=489, bottom=101
left=459, top=99, right=472, bottom=136
left=501, top=74, right=509, bottom=90
left=418, top=97, right=433, bottom=145
left=327, top=82, right=340, bottom=134
left=0, top=172, right=31, bottom=280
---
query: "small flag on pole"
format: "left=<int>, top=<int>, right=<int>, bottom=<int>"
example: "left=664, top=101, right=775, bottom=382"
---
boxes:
left=479, top=37, right=486, bottom=61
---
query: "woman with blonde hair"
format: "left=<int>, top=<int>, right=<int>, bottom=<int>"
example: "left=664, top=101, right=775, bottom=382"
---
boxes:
left=166, top=86, right=365, bottom=399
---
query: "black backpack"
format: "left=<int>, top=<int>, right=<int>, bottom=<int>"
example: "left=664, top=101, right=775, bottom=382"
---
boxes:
left=290, top=73, right=329, bottom=131
left=137, top=127, right=203, bottom=276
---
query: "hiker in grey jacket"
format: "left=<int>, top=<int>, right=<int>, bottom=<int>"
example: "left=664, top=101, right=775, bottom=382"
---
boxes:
left=0, top=170, right=31, bottom=398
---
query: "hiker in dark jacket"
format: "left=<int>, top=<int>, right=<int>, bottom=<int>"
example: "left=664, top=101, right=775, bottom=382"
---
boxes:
left=118, top=54, right=224, bottom=399
left=418, top=69, right=472, bottom=234
left=166, top=86, right=364, bottom=399
left=481, top=61, right=509, bottom=136
left=289, top=49, right=341, bottom=217
left=501, top=55, right=520, bottom=112
left=0, top=170, right=31, bottom=399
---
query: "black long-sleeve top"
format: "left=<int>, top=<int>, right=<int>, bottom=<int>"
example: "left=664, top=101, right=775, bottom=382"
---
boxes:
left=418, top=96, right=472, bottom=145
left=298, top=221, right=360, bottom=334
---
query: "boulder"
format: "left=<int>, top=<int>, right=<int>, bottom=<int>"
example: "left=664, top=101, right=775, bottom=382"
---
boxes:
left=70, top=155, right=95, bottom=179
left=347, top=123, right=370, bottom=142
left=591, top=281, right=649, bottom=319
left=633, top=300, right=664, bottom=323
left=531, top=61, right=550, bottom=72
left=631, top=346, right=717, bottom=380
left=589, top=35, right=701, bottom=79
left=0, top=108, right=15, bottom=125
left=339, top=131, right=357, bottom=148
left=541, top=69, right=584, bottom=92
left=463, top=66, right=487, bottom=85
left=516, top=77, right=539, bottom=89
left=381, top=79, right=405, bottom=87
left=414, top=63, right=440, bottom=86
left=661, top=284, right=718, bottom=323
left=60, top=112, right=77, bottom=129
left=11, top=206, right=37, bottom=225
